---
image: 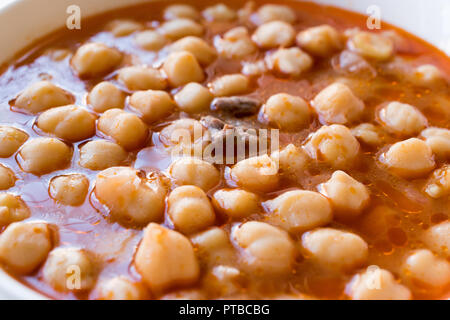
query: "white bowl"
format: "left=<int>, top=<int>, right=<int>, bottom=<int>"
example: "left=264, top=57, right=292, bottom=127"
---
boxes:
left=0, top=0, right=448, bottom=300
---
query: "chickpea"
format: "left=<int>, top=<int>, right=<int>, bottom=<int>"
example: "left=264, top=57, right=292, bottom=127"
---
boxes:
left=18, top=138, right=72, bottom=175
left=378, top=102, right=427, bottom=136
left=346, top=267, right=412, bottom=300
left=164, top=4, right=200, bottom=21
left=0, top=193, right=30, bottom=227
left=49, top=174, right=89, bottom=206
left=87, top=82, right=125, bottom=113
left=380, top=138, right=435, bottom=178
left=191, top=227, right=234, bottom=266
left=231, top=155, right=279, bottom=192
left=403, top=249, right=450, bottom=290
left=304, top=124, right=360, bottom=169
left=160, top=118, right=209, bottom=149
left=312, top=83, right=364, bottom=125
left=266, top=47, right=313, bottom=77
left=129, top=90, right=175, bottom=124
left=42, top=247, right=96, bottom=292
left=296, top=25, right=343, bottom=57
left=203, top=4, right=236, bottom=22
left=95, top=276, right=149, bottom=300
left=302, top=228, right=368, bottom=270
left=117, top=66, right=167, bottom=91
left=204, top=265, right=242, bottom=296
left=212, top=189, right=260, bottom=220
left=0, top=165, right=15, bottom=190
left=256, top=4, right=296, bottom=24
left=265, top=190, right=332, bottom=233
left=423, top=221, right=449, bottom=257
left=271, top=144, right=309, bottom=178
left=411, top=64, right=446, bottom=87
left=424, top=166, right=450, bottom=199
left=168, top=157, right=220, bottom=192
left=97, top=109, right=148, bottom=151
left=232, top=221, right=296, bottom=275
left=106, top=19, right=142, bottom=37
left=135, top=223, right=200, bottom=293
left=262, top=93, right=310, bottom=130
left=174, top=83, right=213, bottom=114
left=159, top=19, right=203, bottom=40
left=348, top=32, right=394, bottom=61
left=421, top=127, right=450, bottom=159
left=14, top=81, right=73, bottom=114
left=0, top=222, right=54, bottom=275
left=214, top=27, right=257, bottom=59
left=171, top=36, right=217, bottom=66
left=252, top=21, right=295, bottom=49
left=162, top=51, right=205, bottom=87
left=351, top=123, right=384, bottom=147
left=95, top=167, right=166, bottom=226
left=79, top=140, right=128, bottom=171
left=0, top=126, right=28, bottom=158
left=37, top=105, right=96, bottom=142
left=72, top=43, right=122, bottom=77
left=134, top=30, right=167, bottom=51
left=168, top=186, right=215, bottom=234
left=209, top=74, right=249, bottom=97
left=319, top=171, right=370, bottom=219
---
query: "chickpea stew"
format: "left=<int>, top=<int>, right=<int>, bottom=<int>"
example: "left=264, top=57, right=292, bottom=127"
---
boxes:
left=0, top=0, right=449, bottom=300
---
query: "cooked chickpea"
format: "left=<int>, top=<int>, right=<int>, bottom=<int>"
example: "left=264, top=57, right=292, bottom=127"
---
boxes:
left=14, top=81, right=73, bottom=114
left=252, top=21, right=295, bottom=49
left=351, top=123, right=384, bottom=147
left=87, top=82, right=125, bottom=112
left=266, top=47, right=313, bottom=77
left=163, top=51, right=205, bottom=87
left=346, top=267, right=412, bottom=300
left=191, top=227, right=234, bottom=266
left=117, top=66, right=167, bottom=91
left=49, top=174, right=89, bottom=206
left=174, top=83, right=213, bottom=114
left=129, top=90, right=175, bottom=124
left=0, top=194, right=30, bottom=227
left=168, top=186, right=215, bottom=234
left=302, top=228, right=368, bottom=270
left=160, top=118, right=208, bottom=148
left=212, top=189, right=260, bottom=220
left=381, top=138, right=435, bottom=178
left=72, top=43, right=122, bottom=77
left=0, top=165, right=15, bottom=191
left=171, top=36, right=217, bottom=65
left=134, top=30, right=167, bottom=51
left=271, top=144, right=309, bottom=178
left=159, top=18, right=203, bottom=40
left=424, top=166, right=450, bottom=199
left=164, top=4, right=200, bottom=21
left=423, top=221, right=449, bottom=257
left=262, top=93, right=310, bottom=130
left=256, top=4, right=296, bottom=24
left=106, top=19, right=142, bottom=37
left=265, top=190, right=332, bottom=233
left=319, top=171, right=370, bottom=219
left=378, top=102, right=427, bottom=136
left=411, top=64, right=446, bottom=87
left=97, top=109, right=148, bottom=151
left=232, top=221, right=296, bottom=275
left=0, top=126, right=28, bottom=158
left=297, top=25, right=343, bottom=57
left=421, top=127, right=450, bottom=159
left=43, top=247, right=96, bottom=292
left=403, top=249, right=450, bottom=290
left=203, top=3, right=236, bottom=22
left=304, top=124, right=360, bottom=169
left=95, top=167, right=166, bottom=226
left=231, top=155, right=279, bottom=192
left=135, top=223, right=200, bottom=293
left=348, top=32, right=394, bottom=61
left=95, top=277, right=149, bottom=300
left=214, top=27, right=257, bottom=59
left=37, top=105, right=96, bottom=142
left=209, top=74, right=249, bottom=97
left=0, top=222, right=53, bottom=274
left=79, top=140, right=128, bottom=171
left=168, top=157, right=220, bottom=192
left=18, top=138, right=72, bottom=175
left=204, top=265, right=242, bottom=296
